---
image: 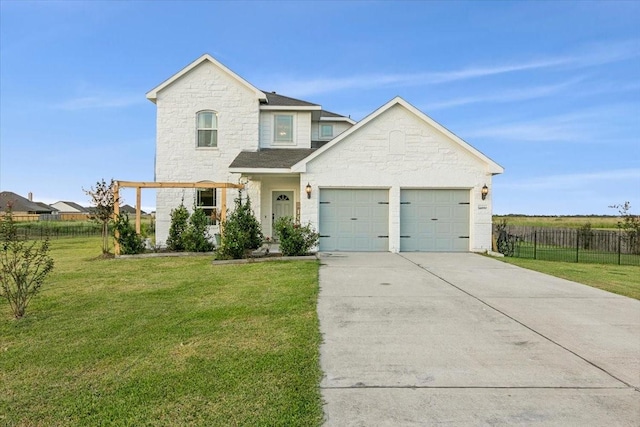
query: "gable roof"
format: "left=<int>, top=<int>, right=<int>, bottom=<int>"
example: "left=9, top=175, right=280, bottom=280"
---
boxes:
left=52, top=201, right=89, bottom=213
left=146, top=54, right=266, bottom=103
left=261, top=91, right=319, bottom=107
left=229, top=149, right=317, bottom=171
left=0, top=191, right=53, bottom=214
left=292, top=97, right=504, bottom=174
left=317, top=109, right=356, bottom=124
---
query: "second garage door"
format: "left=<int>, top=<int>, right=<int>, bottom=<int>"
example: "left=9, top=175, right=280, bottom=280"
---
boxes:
left=319, top=189, right=389, bottom=251
left=400, top=189, right=470, bottom=252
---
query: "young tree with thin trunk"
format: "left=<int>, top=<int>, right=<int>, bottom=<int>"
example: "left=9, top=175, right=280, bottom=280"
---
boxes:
left=0, top=206, right=54, bottom=318
left=85, top=179, right=117, bottom=255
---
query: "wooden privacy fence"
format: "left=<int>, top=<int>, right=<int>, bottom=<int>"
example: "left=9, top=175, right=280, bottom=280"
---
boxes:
left=113, top=180, right=244, bottom=255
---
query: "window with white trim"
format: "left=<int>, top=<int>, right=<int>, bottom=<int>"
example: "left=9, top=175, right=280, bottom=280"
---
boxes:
left=320, top=124, right=333, bottom=138
left=196, top=188, right=217, bottom=224
left=197, top=111, right=218, bottom=147
left=274, top=114, right=293, bottom=143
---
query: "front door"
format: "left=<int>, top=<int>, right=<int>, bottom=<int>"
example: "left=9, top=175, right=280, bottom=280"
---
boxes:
left=272, top=191, right=294, bottom=237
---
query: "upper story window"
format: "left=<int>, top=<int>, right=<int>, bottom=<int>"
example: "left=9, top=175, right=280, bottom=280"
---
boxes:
left=197, top=111, right=218, bottom=148
left=274, top=114, right=293, bottom=143
left=320, top=124, right=333, bottom=138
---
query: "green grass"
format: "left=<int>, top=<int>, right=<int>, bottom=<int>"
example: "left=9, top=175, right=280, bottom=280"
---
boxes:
left=0, top=237, right=323, bottom=426
left=497, top=256, right=640, bottom=300
left=494, top=215, right=620, bottom=229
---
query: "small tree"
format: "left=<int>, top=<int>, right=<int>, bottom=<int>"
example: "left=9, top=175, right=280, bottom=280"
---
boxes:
left=609, top=202, right=640, bottom=254
left=166, top=201, right=189, bottom=251
left=273, top=216, right=319, bottom=256
left=216, top=191, right=263, bottom=259
left=183, top=206, right=215, bottom=252
left=85, top=179, right=117, bottom=255
left=112, top=213, right=145, bottom=255
left=578, top=222, right=594, bottom=250
left=0, top=207, right=55, bottom=318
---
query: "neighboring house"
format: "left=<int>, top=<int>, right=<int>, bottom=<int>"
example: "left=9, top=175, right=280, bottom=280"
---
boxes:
left=147, top=54, right=503, bottom=252
left=51, top=201, right=89, bottom=214
left=0, top=191, right=55, bottom=219
left=120, top=204, right=146, bottom=215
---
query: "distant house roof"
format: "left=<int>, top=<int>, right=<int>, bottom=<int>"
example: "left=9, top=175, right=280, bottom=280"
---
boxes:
left=0, top=191, right=54, bottom=214
left=229, top=149, right=317, bottom=170
left=34, top=202, right=55, bottom=212
left=120, top=204, right=146, bottom=215
left=51, top=201, right=89, bottom=213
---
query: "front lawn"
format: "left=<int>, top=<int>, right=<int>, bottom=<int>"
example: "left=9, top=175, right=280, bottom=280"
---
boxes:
left=497, top=256, right=640, bottom=300
left=0, top=237, right=323, bottom=426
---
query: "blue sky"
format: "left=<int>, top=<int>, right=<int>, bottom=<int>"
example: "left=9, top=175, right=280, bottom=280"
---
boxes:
left=1, top=1, right=639, bottom=215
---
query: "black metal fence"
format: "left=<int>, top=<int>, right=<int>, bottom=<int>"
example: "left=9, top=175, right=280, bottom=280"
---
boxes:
left=14, top=224, right=104, bottom=240
left=494, top=225, right=640, bottom=266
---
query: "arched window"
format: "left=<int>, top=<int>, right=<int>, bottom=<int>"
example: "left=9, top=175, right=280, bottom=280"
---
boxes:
left=197, top=111, right=218, bottom=147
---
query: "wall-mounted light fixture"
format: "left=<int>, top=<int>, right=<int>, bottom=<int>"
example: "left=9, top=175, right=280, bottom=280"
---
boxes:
left=481, top=184, right=489, bottom=200
left=305, top=183, right=312, bottom=199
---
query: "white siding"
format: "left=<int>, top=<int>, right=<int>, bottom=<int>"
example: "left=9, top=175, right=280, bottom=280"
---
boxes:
left=259, top=111, right=312, bottom=148
left=311, top=121, right=353, bottom=141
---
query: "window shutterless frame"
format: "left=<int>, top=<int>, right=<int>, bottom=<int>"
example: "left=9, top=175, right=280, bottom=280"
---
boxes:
left=273, top=114, right=294, bottom=143
left=320, top=123, right=333, bottom=138
left=196, top=188, right=218, bottom=224
left=196, top=111, right=218, bottom=147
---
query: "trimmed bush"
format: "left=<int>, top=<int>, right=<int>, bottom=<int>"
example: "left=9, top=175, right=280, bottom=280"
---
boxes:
left=112, top=213, right=145, bottom=255
left=166, top=202, right=189, bottom=251
left=183, top=206, right=215, bottom=252
left=273, top=217, right=319, bottom=256
left=217, top=191, right=263, bottom=259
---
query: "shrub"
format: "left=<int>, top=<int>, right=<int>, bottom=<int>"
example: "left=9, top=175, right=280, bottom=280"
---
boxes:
left=0, top=208, right=55, bottom=318
left=166, top=201, right=189, bottom=251
left=578, top=222, right=594, bottom=250
left=273, top=216, right=319, bottom=256
left=217, top=191, right=263, bottom=259
left=183, top=206, right=214, bottom=252
left=610, top=202, right=640, bottom=254
left=112, top=213, right=145, bottom=255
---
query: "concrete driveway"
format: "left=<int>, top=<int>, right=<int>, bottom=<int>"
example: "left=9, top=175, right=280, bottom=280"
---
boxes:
left=317, top=252, right=640, bottom=426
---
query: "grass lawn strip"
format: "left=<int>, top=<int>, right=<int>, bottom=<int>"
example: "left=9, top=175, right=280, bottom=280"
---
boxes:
left=497, top=256, right=640, bottom=300
left=0, top=237, right=323, bottom=426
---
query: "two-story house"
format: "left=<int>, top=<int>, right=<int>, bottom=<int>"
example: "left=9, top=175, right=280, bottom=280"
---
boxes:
left=146, top=54, right=503, bottom=252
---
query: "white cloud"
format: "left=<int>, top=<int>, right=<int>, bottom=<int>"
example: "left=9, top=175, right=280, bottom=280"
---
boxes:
left=54, top=94, right=143, bottom=110
left=424, top=78, right=585, bottom=110
left=271, top=40, right=639, bottom=97
left=462, top=104, right=638, bottom=143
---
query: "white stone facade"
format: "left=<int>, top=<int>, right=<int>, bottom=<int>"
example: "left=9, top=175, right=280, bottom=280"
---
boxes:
left=149, top=54, right=502, bottom=250
left=153, top=60, right=260, bottom=245
left=298, top=104, right=496, bottom=252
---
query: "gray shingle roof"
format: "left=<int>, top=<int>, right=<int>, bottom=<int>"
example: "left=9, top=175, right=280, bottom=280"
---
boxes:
left=320, top=109, right=344, bottom=118
left=0, top=191, right=54, bottom=214
left=229, top=149, right=317, bottom=169
left=261, top=91, right=319, bottom=107
left=58, top=201, right=89, bottom=213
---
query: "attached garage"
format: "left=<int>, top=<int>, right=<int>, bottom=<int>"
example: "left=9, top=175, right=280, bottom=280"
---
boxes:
left=319, top=189, right=389, bottom=251
left=400, top=189, right=470, bottom=252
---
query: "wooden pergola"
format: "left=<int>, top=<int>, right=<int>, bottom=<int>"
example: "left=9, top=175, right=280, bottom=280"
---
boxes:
left=113, top=180, right=244, bottom=255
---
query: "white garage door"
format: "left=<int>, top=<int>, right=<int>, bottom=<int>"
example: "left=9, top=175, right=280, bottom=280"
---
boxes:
left=319, top=189, right=389, bottom=251
left=400, top=189, right=470, bottom=252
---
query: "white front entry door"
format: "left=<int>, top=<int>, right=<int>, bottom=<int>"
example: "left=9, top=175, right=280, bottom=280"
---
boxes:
left=272, top=191, right=294, bottom=237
